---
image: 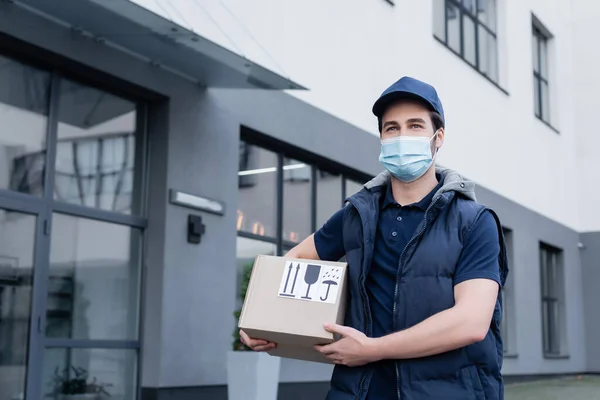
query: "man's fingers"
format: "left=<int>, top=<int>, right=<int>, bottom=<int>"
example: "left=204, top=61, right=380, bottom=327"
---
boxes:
left=315, top=343, right=336, bottom=355
left=253, top=343, right=277, bottom=352
left=324, top=323, right=352, bottom=336
left=239, top=330, right=270, bottom=349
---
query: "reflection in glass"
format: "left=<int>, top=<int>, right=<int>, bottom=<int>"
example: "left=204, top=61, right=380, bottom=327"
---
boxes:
left=46, top=214, right=141, bottom=340
left=237, top=142, right=277, bottom=238
left=0, top=55, right=50, bottom=196
left=0, top=211, right=36, bottom=400
left=316, top=170, right=342, bottom=230
left=283, top=158, right=311, bottom=242
left=478, top=26, right=498, bottom=82
left=43, top=348, right=137, bottom=400
left=446, top=2, right=461, bottom=53
left=463, top=14, right=477, bottom=66
left=236, top=237, right=276, bottom=305
left=54, top=79, right=139, bottom=214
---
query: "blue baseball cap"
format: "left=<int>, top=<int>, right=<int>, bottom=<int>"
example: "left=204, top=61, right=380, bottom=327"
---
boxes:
left=372, top=76, right=445, bottom=126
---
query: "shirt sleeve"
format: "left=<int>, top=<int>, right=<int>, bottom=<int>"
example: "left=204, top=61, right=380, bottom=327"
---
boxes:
left=454, top=210, right=502, bottom=286
left=313, top=207, right=346, bottom=261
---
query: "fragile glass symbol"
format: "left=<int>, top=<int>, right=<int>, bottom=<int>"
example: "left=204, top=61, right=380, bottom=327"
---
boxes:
left=301, top=264, right=321, bottom=299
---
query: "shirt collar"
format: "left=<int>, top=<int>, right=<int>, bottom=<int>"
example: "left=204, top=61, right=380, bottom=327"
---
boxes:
left=382, top=177, right=444, bottom=210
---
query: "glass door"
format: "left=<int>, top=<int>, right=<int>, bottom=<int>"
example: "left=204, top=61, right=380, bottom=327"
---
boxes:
left=0, top=205, right=39, bottom=400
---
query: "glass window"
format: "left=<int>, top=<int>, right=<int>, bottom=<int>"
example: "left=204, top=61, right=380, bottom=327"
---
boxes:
left=0, top=210, right=36, bottom=400
left=433, top=0, right=446, bottom=41
left=236, top=237, right=276, bottom=305
left=477, top=0, right=497, bottom=33
left=46, top=214, right=142, bottom=340
left=434, top=0, right=499, bottom=84
left=237, top=143, right=277, bottom=238
left=43, top=348, right=137, bottom=400
left=478, top=26, right=498, bottom=82
left=0, top=55, right=50, bottom=196
left=283, top=158, right=311, bottom=243
left=533, top=23, right=551, bottom=125
left=446, top=2, right=461, bottom=54
left=316, top=170, right=343, bottom=230
left=463, top=14, right=477, bottom=66
left=54, top=79, right=140, bottom=214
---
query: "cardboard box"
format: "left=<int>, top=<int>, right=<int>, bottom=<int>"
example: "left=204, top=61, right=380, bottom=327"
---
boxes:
left=238, top=255, right=348, bottom=364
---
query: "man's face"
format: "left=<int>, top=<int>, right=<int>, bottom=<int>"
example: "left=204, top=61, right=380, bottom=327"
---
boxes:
left=380, top=100, right=444, bottom=152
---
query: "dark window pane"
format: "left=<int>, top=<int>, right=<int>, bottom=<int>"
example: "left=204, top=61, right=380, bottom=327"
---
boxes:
left=0, top=211, right=36, bottom=400
left=46, top=214, right=142, bottom=340
left=54, top=79, right=139, bottom=214
left=237, top=143, right=277, bottom=238
left=534, top=76, right=541, bottom=118
left=550, top=300, right=560, bottom=353
left=462, top=0, right=476, bottom=15
left=316, top=170, right=343, bottom=230
left=43, top=348, right=137, bottom=400
left=478, top=26, right=498, bottom=82
left=447, top=2, right=461, bottom=53
left=0, top=55, right=50, bottom=196
left=463, top=14, right=477, bottom=66
left=433, top=0, right=446, bottom=41
left=542, top=300, right=550, bottom=353
left=283, top=158, right=311, bottom=243
left=236, top=237, right=276, bottom=303
left=477, top=0, right=497, bottom=32
left=541, top=80, right=550, bottom=123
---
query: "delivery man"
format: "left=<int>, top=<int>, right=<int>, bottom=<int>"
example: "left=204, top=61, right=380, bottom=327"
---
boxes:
left=240, top=76, right=509, bottom=400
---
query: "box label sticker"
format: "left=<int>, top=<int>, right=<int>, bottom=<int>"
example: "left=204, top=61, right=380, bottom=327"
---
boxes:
left=278, top=261, right=342, bottom=304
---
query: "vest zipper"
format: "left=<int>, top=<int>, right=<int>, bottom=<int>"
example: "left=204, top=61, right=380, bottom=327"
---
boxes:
left=392, top=195, right=442, bottom=400
left=348, top=198, right=373, bottom=400
left=356, top=272, right=369, bottom=399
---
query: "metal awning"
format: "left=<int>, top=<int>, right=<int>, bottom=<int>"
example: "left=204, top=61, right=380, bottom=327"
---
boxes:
left=12, top=0, right=306, bottom=90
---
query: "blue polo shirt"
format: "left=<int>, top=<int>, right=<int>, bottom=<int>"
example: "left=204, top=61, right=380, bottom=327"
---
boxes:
left=314, top=179, right=501, bottom=400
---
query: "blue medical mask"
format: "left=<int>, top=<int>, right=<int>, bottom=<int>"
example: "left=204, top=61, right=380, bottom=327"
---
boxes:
left=379, top=131, right=439, bottom=183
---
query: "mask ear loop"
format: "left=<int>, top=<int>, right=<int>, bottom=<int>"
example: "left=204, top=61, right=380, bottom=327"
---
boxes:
left=430, top=129, right=441, bottom=161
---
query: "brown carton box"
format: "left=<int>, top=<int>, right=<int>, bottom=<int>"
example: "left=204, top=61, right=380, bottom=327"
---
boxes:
left=238, top=255, right=348, bottom=364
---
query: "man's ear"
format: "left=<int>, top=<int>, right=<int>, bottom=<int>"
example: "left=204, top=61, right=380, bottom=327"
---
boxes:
left=435, top=128, right=445, bottom=149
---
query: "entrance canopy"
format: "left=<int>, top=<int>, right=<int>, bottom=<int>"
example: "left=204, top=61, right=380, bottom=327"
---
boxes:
left=14, top=0, right=306, bottom=90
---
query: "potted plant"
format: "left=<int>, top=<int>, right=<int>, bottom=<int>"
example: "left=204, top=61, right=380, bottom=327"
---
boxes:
left=46, top=366, right=112, bottom=400
left=227, top=262, right=281, bottom=400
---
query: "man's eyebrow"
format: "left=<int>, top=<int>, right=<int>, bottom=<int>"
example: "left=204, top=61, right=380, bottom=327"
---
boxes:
left=406, top=118, right=427, bottom=125
left=382, top=120, right=399, bottom=129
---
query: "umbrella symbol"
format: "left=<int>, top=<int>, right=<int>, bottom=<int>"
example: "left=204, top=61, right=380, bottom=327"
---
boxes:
left=320, top=280, right=338, bottom=301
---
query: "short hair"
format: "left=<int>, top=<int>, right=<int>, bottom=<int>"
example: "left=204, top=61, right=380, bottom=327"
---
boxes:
left=378, top=111, right=445, bottom=133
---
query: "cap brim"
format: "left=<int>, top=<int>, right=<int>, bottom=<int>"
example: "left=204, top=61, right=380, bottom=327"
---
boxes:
left=372, top=91, right=436, bottom=118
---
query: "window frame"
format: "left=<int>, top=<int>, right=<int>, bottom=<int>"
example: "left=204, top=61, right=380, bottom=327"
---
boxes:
left=539, top=243, right=565, bottom=357
left=0, top=41, right=151, bottom=400
left=532, top=18, right=557, bottom=132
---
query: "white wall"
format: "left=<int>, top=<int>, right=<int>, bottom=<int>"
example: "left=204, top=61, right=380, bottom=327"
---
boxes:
left=571, top=0, right=600, bottom=233
left=129, top=0, right=590, bottom=231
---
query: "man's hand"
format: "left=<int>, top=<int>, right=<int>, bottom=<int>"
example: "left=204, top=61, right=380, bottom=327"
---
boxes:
left=239, top=330, right=277, bottom=352
left=315, top=324, right=380, bottom=367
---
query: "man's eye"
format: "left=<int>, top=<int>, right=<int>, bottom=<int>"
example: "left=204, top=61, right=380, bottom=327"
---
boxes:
left=386, top=126, right=398, bottom=131
left=410, top=124, right=423, bottom=129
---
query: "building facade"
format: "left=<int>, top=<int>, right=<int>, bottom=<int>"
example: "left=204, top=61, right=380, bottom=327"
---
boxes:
left=0, top=0, right=598, bottom=399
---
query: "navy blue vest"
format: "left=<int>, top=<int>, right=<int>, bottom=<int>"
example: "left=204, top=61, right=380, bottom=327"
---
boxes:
left=326, top=170, right=509, bottom=400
